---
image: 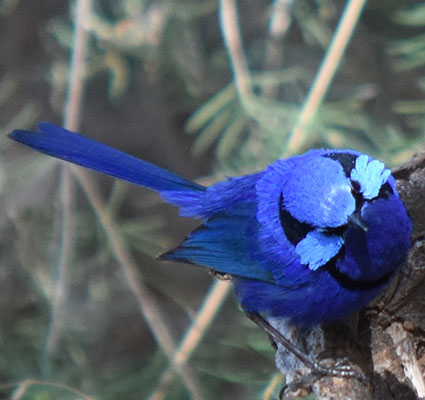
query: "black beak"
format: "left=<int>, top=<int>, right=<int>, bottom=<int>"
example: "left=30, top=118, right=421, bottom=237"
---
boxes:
left=348, top=213, right=368, bottom=232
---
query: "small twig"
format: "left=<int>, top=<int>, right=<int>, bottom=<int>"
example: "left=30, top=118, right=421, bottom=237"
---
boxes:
left=219, top=0, right=253, bottom=100
left=74, top=168, right=177, bottom=355
left=264, top=0, right=293, bottom=72
left=46, top=0, right=91, bottom=356
left=261, top=372, right=284, bottom=400
left=8, top=378, right=95, bottom=400
left=260, top=0, right=296, bottom=138
left=46, top=167, right=74, bottom=355
left=174, top=279, right=231, bottom=365
left=148, top=280, right=231, bottom=400
left=63, top=0, right=91, bottom=132
left=71, top=166, right=204, bottom=400
left=283, top=0, right=368, bottom=156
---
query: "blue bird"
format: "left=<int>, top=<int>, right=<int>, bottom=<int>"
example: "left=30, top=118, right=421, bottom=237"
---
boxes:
left=9, top=123, right=411, bottom=329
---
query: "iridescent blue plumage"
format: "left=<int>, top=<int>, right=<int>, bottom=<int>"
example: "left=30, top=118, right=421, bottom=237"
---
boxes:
left=9, top=123, right=412, bottom=327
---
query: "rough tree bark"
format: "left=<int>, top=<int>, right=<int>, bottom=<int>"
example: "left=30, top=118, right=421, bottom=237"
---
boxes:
left=270, top=151, right=425, bottom=400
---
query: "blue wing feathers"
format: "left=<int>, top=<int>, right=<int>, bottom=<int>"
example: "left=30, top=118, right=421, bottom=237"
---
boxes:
left=161, top=174, right=275, bottom=281
left=10, top=123, right=205, bottom=194
left=162, top=209, right=274, bottom=282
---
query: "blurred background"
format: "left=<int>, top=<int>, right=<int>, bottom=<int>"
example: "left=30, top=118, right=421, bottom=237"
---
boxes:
left=0, top=0, right=424, bottom=399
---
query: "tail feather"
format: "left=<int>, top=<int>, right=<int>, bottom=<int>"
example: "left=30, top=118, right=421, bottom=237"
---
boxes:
left=9, top=123, right=205, bottom=194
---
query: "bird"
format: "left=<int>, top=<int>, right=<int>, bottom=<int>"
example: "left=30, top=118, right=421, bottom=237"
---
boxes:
left=9, top=122, right=412, bottom=329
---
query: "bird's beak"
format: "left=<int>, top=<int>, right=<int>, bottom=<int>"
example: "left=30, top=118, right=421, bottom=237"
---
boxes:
left=348, top=213, right=368, bottom=232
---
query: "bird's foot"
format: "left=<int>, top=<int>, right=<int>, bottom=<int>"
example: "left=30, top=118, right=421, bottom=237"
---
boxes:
left=246, top=312, right=369, bottom=384
left=309, top=356, right=368, bottom=382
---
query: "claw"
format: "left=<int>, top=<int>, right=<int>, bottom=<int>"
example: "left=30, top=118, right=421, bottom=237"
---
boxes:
left=247, top=312, right=370, bottom=384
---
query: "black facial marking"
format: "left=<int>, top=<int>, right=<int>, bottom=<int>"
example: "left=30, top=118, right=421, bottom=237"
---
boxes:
left=323, top=224, right=347, bottom=237
left=325, top=151, right=394, bottom=203
left=351, top=187, right=365, bottom=213
left=319, top=227, right=392, bottom=291
left=279, top=193, right=313, bottom=245
left=350, top=180, right=361, bottom=193
left=324, top=254, right=393, bottom=291
left=324, top=152, right=358, bottom=177
left=378, top=182, right=393, bottom=199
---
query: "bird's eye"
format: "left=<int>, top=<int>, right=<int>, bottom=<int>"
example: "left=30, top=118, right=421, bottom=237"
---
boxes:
left=378, top=182, right=393, bottom=199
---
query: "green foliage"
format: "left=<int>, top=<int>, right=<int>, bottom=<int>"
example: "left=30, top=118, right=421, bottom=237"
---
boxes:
left=391, top=3, right=425, bottom=70
left=1, top=0, right=424, bottom=399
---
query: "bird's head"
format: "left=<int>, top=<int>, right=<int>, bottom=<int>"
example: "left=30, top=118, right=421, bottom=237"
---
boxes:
left=275, top=150, right=411, bottom=277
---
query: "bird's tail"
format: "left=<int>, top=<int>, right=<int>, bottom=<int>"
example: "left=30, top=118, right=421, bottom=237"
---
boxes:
left=9, top=123, right=206, bottom=196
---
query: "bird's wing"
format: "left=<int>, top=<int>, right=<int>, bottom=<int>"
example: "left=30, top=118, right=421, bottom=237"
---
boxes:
left=161, top=204, right=275, bottom=282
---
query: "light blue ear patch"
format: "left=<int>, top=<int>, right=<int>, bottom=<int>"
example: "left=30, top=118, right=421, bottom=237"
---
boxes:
left=295, top=230, right=343, bottom=271
left=350, top=155, right=391, bottom=200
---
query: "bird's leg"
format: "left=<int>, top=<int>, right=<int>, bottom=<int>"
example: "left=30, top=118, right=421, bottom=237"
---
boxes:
left=246, top=311, right=366, bottom=381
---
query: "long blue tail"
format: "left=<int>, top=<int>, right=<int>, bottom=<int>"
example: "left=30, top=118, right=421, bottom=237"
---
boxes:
left=9, top=122, right=205, bottom=194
